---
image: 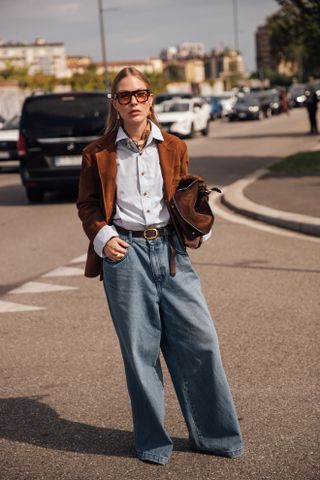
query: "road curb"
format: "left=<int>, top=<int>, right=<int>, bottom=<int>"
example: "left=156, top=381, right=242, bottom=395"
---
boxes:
left=221, top=168, right=320, bottom=237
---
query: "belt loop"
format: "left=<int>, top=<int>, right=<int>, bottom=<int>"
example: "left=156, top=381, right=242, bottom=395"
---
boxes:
left=129, top=230, right=133, bottom=243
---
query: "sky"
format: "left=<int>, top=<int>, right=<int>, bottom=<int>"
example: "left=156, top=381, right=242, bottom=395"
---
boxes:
left=0, top=0, right=279, bottom=72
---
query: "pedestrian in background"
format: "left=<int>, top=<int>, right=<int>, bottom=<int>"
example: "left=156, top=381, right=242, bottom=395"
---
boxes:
left=279, top=88, right=289, bottom=115
left=77, top=67, right=243, bottom=465
left=305, top=86, right=318, bottom=134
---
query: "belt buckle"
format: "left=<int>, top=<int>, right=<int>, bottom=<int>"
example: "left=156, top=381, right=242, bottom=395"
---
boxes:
left=144, top=227, right=159, bottom=240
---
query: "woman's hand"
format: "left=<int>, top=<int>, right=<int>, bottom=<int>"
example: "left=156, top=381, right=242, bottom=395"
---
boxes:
left=103, top=236, right=129, bottom=261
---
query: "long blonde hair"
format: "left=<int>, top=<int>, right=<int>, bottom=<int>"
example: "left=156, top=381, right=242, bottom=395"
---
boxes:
left=104, top=67, right=161, bottom=135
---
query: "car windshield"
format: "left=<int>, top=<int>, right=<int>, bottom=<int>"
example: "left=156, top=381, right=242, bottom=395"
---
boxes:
left=21, top=94, right=108, bottom=137
left=155, top=93, right=191, bottom=105
left=163, top=103, right=189, bottom=112
left=236, top=96, right=258, bottom=106
left=2, top=115, right=20, bottom=130
left=290, top=86, right=305, bottom=95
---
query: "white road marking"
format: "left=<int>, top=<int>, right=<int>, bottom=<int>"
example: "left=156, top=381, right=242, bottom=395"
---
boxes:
left=69, top=254, right=87, bottom=264
left=211, top=196, right=320, bottom=243
left=9, top=281, right=78, bottom=294
left=43, top=266, right=84, bottom=277
left=0, top=300, right=46, bottom=313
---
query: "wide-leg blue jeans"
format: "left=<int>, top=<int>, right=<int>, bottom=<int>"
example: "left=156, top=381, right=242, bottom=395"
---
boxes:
left=102, top=232, right=243, bottom=465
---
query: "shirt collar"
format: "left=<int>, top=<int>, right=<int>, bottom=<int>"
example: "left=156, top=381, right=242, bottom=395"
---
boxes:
left=115, top=121, right=164, bottom=145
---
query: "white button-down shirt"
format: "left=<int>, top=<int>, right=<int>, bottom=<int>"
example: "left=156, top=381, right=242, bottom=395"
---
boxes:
left=93, top=121, right=171, bottom=257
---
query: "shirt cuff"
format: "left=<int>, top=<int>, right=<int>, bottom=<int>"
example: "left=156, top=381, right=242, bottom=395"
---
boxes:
left=93, top=225, right=119, bottom=258
left=202, top=229, right=212, bottom=242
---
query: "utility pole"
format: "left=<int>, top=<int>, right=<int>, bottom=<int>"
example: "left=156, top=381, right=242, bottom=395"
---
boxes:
left=97, top=1, right=119, bottom=89
left=233, top=0, right=239, bottom=52
left=98, top=0, right=108, bottom=89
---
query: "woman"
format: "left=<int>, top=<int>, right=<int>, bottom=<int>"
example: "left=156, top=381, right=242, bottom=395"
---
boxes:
left=77, top=67, right=243, bottom=465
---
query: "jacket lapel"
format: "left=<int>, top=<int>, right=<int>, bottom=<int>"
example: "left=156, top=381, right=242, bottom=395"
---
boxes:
left=157, top=133, right=175, bottom=200
left=95, top=133, right=117, bottom=221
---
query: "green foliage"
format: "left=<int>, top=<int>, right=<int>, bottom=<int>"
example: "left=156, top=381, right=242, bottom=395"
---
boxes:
left=269, top=0, right=320, bottom=80
left=144, top=72, right=167, bottom=95
left=250, top=68, right=293, bottom=87
left=269, top=150, right=320, bottom=173
left=165, top=65, right=186, bottom=83
left=70, top=64, right=105, bottom=91
left=0, top=62, right=168, bottom=94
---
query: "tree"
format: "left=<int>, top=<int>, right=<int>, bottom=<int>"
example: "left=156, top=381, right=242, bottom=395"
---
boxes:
left=268, top=0, right=320, bottom=80
left=70, top=63, right=105, bottom=91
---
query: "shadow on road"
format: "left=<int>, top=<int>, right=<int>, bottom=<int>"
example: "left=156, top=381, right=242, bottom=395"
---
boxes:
left=188, top=155, right=280, bottom=186
left=0, top=396, right=190, bottom=457
left=213, top=132, right=312, bottom=140
left=0, top=184, right=78, bottom=206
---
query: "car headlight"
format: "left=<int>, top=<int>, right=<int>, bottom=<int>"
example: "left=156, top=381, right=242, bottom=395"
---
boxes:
left=248, top=106, right=259, bottom=112
left=296, top=95, right=306, bottom=102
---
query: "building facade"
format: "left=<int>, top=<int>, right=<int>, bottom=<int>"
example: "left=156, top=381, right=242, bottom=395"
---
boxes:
left=255, top=25, right=276, bottom=72
left=96, top=58, right=163, bottom=76
left=204, top=48, right=246, bottom=88
left=67, top=56, right=92, bottom=75
left=0, top=38, right=70, bottom=78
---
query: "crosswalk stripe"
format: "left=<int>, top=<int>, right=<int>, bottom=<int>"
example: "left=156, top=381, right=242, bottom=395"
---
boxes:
left=9, top=281, right=78, bottom=294
left=0, top=300, right=46, bottom=313
left=70, top=254, right=87, bottom=264
left=42, top=266, right=84, bottom=277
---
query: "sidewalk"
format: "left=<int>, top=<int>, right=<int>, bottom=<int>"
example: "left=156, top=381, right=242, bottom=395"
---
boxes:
left=222, top=147, right=320, bottom=237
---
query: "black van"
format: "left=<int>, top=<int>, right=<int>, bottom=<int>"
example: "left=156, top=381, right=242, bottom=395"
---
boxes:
left=19, top=91, right=108, bottom=202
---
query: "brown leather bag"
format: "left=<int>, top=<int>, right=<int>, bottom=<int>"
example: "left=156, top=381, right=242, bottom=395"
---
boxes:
left=169, top=175, right=221, bottom=249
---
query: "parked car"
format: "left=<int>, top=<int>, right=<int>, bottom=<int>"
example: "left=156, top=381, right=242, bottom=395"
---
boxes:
left=0, top=114, right=20, bottom=170
left=251, top=91, right=275, bottom=118
left=306, top=82, right=320, bottom=100
left=19, top=91, right=108, bottom=202
left=157, top=98, right=210, bottom=138
left=269, top=92, right=281, bottom=115
left=289, top=84, right=306, bottom=107
left=227, top=95, right=264, bottom=121
left=215, top=92, right=237, bottom=118
left=201, top=95, right=222, bottom=120
left=154, top=92, right=193, bottom=113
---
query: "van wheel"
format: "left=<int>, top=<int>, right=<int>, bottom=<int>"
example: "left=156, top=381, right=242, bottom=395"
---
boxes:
left=201, top=121, right=210, bottom=136
left=26, top=187, right=44, bottom=203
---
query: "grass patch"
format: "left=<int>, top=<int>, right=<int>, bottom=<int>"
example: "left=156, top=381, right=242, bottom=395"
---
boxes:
left=269, top=150, right=320, bottom=174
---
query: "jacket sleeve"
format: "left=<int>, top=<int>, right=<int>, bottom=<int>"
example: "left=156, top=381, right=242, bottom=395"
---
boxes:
left=76, top=151, right=107, bottom=242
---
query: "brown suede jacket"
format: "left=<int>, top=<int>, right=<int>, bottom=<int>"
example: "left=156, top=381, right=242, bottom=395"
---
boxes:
left=77, top=129, right=189, bottom=279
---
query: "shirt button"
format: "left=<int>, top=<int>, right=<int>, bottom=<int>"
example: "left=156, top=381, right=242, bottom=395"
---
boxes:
left=141, top=172, right=145, bottom=176
left=143, top=192, right=148, bottom=196
left=146, top=209, right=150, bottom=213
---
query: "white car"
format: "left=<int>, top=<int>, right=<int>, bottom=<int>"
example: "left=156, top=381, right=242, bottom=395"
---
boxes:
left=157, top=98, right=210, bottom=138
left=0, top=114, right=20, bottom=169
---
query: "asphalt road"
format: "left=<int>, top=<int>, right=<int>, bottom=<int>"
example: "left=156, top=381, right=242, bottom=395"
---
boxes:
left=0, top=109, right=319, bottom=480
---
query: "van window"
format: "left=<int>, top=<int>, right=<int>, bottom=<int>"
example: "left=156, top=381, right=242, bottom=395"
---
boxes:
left=21, top=93, right=108, bottom=138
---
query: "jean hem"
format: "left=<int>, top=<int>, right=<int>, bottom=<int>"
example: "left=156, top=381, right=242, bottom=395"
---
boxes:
left=137, top=451, right=169, bottom=465
left=190, top=445, right=244, bottom=458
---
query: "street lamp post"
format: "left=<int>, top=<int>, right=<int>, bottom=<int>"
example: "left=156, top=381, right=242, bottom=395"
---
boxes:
left=233, top=0, right=239, bottom=52
left=98, top=0, right=108, bottom=89
left=98, top=0, right=119, bottom=90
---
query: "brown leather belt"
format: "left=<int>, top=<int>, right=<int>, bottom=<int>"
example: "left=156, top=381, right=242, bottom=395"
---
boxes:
left=115, top=225, right=177, bottom=276
left=116, top=225, right=173, bottom=240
